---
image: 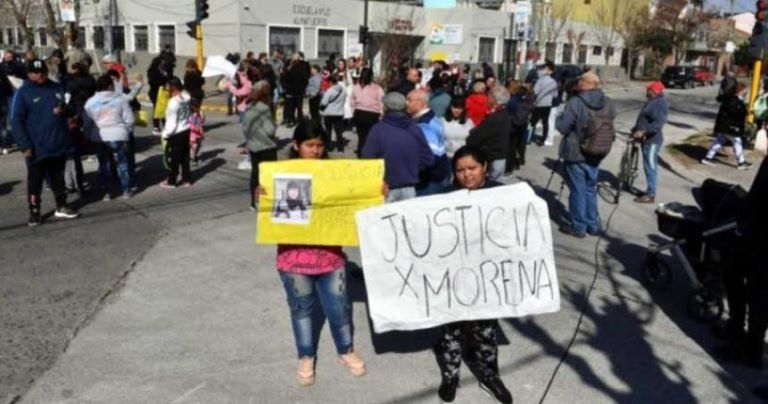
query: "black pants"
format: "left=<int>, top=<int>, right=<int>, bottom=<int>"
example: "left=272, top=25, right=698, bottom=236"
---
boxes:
left=166, top=131, right=191, bottom=185
left=434, top=320, right=499, bottom=382
left=309, top=95, right=322, bottom=125
left=507, top=129, right=526, bottom=172
left=324, top=116, right=345, bottom=151
left=284, top=95, right=304, bottom=124
left=746, top=247, right=768, bottom=362
left=27, top=155, right=67, bottom=209
left=249, top=148, right=278, bottom=206
left=530, top=106, right=552, bottom=144
left=353, top=110, right=380, bottom=157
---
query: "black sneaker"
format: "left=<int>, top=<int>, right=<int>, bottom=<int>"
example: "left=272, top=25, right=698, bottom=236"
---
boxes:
left=738, top=161, right=753, bottom=170
left=479, top=377, right=513, bottom=404
left=438, top=377, right=459, bottom=403
left=54, top=206, right=80, bottom=219
left=28, top=207, right=41, bottom=227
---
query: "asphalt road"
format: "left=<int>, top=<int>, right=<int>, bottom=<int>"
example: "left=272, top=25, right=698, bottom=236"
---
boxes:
left=1, top=83, right=765, bottom=404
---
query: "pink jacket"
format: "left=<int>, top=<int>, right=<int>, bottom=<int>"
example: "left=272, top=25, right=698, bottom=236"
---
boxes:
left=226, top=71, right=253, bottom=113
left=350, top=83, right=384, bottom=115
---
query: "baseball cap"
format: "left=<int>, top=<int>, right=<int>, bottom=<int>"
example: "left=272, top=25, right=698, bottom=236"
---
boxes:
left=647, top=81, right=665, bottom=94
left=27, top=59, right=48, bottom=74
left=383, top=92, right=406, bottom=112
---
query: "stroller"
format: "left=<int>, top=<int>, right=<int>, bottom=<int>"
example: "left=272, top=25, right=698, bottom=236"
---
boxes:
left=644, top=179, right=747, bottom=323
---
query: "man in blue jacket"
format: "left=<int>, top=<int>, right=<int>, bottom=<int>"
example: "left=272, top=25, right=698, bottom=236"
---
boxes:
left=11, top=59, right=79, bottom=226
left=556, top=72, right=616, bottom=238
left=631, top=81, right=669, bottom=204
left=407, top=89, right=450, bottom=196
left=362, top=92, right=435, bottom=203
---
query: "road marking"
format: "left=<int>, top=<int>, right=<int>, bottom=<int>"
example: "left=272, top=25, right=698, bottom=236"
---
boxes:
left=170, top=382, right=207, bottom=404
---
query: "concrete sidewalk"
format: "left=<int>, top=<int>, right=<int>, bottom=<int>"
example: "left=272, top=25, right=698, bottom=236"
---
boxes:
left=15, top=86, right=766, bottom=404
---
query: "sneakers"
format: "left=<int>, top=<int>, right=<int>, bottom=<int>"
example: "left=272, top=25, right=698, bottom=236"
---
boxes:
left=28, top=206, right=41, bottom=227
left=296, top=357, right=315, bottom=386
left=479, top=377, right=513, bottom=404
left=438, top=377, right=459, bottom=403
left=159, top=181, right=176, bottom=189
left=121, top=191, right=134, bottom=200
left=102, top=192, right=112, bottom=202
left=338, top=350, right=366, bottom=377
left=700, top=158, right=715, bottom=166
left=559, top=226, right=586, bottom=239
left=237, top=158, right=252, bottom=170
left=54, top=206, right=80, bottom=219
left=1, top=148, right=9, bottom=155
left=634, top=194, right=655, bottom=204
left=738, top=161, right=754, bottom=170
left=152, top=128, right=161, bottom=136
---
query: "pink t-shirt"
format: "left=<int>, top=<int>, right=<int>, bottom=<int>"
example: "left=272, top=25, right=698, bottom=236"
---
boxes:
left=276, top=245, right=346, bottom=275
left=351, top=84, right=384, bottom=115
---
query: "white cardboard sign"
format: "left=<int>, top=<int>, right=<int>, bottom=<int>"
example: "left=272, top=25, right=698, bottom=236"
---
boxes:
left=356, top=183, right=561, bottom=333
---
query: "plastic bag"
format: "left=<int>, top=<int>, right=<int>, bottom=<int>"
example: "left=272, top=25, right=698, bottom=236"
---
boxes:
left=755, top=94, right=768, bottom=120
left=153, top=87, right=170, bottom=119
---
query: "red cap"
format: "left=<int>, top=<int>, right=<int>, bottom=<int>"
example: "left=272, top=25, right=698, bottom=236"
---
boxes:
left=647, top=81, right=665, bottom=94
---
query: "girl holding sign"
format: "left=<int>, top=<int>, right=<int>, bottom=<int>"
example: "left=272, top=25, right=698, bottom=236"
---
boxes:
left=255, top=118, right=366, bottom=386
left=434, top=145, right=513, bottom=404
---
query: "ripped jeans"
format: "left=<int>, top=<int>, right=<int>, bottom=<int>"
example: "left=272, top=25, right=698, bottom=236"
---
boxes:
left=279, top=268, right=353, bottom=358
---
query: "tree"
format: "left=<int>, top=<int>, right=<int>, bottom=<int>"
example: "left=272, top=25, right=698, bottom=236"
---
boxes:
left=565, top=29, right=585, bottom=64
left=653, top=0, right=708, bottom=64
left=588, top=0, right=631, bottom=68
left=543, top=0, right=573, bottom=61
left=1, top=0, right=34, bottom=50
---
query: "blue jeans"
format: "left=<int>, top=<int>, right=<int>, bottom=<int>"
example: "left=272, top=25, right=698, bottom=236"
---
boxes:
left=487, top=159, right=506, bottom=182
left=387, top=186, right=417, bottom=203
left=279, top=268, right=353, bottom=358
left=97, top=141, right=130, bottom=193
left=642, top=141, right=660, bottom=197
left=564, top=162, right=601, bottom=234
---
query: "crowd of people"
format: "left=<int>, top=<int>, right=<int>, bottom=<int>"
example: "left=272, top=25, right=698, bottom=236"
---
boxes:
left=2, top=43, right=768, bottom=402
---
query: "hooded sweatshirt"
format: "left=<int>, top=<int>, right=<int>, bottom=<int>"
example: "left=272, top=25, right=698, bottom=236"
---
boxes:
left=362, top=111, right=435, bottom=189
left=633, top=94, right=669, bottom=144
left=84, top=91, right=135, bottom=142
left=556, top=89, right=616, bottom=163
left=465, top=93, right=490, bottom=126
left=11, top=79, right=73, bottom=162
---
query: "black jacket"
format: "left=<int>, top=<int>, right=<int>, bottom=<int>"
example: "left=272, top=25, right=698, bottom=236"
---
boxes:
left=282, top=63, right=310, bottom=96
left=466, top=108, right=512, bottom=161
left=183, top=71, right=205, bottom=101
left=66, top=72, right=97, bottom=117
left=714, top=94, right=747, bottom=137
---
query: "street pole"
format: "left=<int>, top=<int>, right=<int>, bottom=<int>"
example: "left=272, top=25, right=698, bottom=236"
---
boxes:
left=195, top=23, right=204, bottom=71
left=749, top=56, right=762, bottom=124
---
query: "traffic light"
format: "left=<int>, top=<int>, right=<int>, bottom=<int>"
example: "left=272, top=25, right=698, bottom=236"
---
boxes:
left=196, top=0, right=210, bottom=21
left=749, top=0, right=768, bottom=58
left=186, top=20, right=198, bottom=39
left=359, top=25, right=369, bottom=45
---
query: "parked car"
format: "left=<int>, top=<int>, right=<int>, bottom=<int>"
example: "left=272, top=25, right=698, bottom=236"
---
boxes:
left=693, top=67, right=716, bottom=86
left=662, top=66, right=696, bottom=89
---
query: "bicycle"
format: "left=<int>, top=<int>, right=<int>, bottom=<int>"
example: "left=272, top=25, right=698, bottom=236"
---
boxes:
left=618, top=137, right=641, bottom=194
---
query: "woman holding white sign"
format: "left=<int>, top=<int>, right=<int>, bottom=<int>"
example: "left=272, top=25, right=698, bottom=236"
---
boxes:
left=254, top=119, right=366, bottom=386
left=433, top=145, right=513, bottom=404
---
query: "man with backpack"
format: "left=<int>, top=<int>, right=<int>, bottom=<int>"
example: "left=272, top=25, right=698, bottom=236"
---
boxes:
left=555, top=72, right=616, bottom=238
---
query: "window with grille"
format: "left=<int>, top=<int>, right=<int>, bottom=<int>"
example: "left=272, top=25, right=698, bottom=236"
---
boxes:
left=39, top=28, right=47, bottom=47
left=317, top=29, right=343, bottom=60
left=93, top=26, right=105, bottom=49
left=578, top=45, right=587, bottom=64
left=545, top=42, right=557, bottom=61
left=133, top=25, right=148, bottom=51
left=478, top=37, right=496, bottom=63
left=77, top=27, right=86, bottom=45
left=158, top=25, right=176, bottom=53
left=607, top=47, right=615, bottom=57
left=593, top=46, right=602, bottom=56
left=269, top=26, right=301, bottom=56
left=111, top=26, right=125, bottom=50
left=562, top=44, right=573, bottom=64
left=6, top=29, right=13, bottom=45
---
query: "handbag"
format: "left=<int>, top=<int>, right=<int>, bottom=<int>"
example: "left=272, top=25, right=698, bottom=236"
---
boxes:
left=319, top=87, right=342, bottom=112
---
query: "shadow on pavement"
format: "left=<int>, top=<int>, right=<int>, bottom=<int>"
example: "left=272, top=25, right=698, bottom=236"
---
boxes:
left=0, top=180, right=20, bottom=196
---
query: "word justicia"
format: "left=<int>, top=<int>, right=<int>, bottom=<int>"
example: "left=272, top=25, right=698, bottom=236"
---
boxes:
left=377, top=202, right=548, bottom=263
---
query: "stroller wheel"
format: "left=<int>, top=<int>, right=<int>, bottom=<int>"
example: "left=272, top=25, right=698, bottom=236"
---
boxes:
left=643, top=253, right=672, bottom=290
left=686, top=288, right=724, bottom=323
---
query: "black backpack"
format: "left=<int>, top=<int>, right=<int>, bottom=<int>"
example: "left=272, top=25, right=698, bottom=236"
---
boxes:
left=578, top=96, right=616, bottom=158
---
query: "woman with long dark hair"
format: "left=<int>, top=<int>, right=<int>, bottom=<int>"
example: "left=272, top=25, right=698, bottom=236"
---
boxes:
left=183, top=59, right=205, bottom=103
left=350, top=68, right=383, bottom=157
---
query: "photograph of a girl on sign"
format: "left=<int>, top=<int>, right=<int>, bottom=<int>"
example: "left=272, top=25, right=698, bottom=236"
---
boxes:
left=273, top=177, right=311, bottom=224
